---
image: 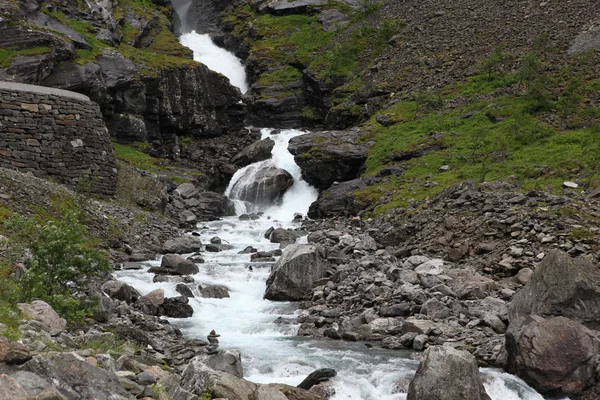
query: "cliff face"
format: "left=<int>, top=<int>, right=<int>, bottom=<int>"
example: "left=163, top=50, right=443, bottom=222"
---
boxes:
left=0, top=0, right=245, bottom=154
left=220, top=0, right=600, bottom=129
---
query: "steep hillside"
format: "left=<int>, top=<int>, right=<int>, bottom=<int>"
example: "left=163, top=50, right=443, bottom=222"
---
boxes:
left=0, top=0, right=245, bottom=154
left=222, top=0, right=600, bottom=130
left=218, top=0, right=600, bottom=214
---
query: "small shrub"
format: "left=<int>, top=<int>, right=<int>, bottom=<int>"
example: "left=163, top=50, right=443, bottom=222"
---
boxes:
left=3, top=212, right=110, bottom=323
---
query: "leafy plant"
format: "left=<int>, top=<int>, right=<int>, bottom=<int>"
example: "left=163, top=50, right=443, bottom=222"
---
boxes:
left=3, top=212, right=110, bottom=323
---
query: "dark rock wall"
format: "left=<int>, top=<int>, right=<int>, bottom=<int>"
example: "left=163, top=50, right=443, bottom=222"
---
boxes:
left=0, top=85, right=117, bottom=195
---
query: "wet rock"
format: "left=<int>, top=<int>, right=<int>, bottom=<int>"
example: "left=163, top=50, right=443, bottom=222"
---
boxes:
left=200, top=285, right=231, bottom=299
left=162, top=236, right=203, bottom=254
left=135, top=289, right=165, bottom=315
left=159, top=296, right=193, bottom=318
left=288, top=130, right=372, bottom=190
left=0, top=338, right=32, bottom=364
left=154, top=254, right=199, bottom=275
left=231, top=137, right=275, bottom=167
left=508, top=250, right=600, bottom=329
left=407, top=346, right=491, bottom=400
left=228, top=165, right=294, bottom=206
left=297, top=368, right=337, bottom=390
left=265, top=244, right=329, bottom=301
left=269, top=227, right=297, bottom=245
left=307, top=178, right=368, bottom=219
left=506, top=316, right=599, bottom=395
left=17, top=301, right=66, bottom=336
left=176, top=283, right=195, bottom=298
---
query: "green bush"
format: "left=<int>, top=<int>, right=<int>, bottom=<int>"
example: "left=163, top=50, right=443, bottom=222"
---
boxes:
left=3, top=212, right=110, bottom=323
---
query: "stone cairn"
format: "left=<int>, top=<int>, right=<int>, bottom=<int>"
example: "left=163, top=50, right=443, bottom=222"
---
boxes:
left=207, top=330, right=220, bottom=354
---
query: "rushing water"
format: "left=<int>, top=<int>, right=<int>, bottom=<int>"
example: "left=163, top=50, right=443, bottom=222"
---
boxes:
left=116, top=128, right=545, bottom=399
left=115, top=4, right=550, bottom=399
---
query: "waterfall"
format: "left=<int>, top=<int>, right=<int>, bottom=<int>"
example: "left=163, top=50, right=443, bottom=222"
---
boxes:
left=225, top=128, right=319, bottom=220
left=172, top=0, right=248, bottom=93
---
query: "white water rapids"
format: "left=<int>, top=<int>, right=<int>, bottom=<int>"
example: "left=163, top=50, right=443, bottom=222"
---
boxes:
left=116, top=3, right=550, bottom=399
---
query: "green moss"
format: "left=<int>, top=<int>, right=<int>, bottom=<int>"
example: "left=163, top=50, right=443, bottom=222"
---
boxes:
left=256, top=66, right=303, bottom=86
left=0, top=47, right=53, bottom=68
left=570, top=227, right=595, bottom=239
left=112, top=142, right=172, bottom=172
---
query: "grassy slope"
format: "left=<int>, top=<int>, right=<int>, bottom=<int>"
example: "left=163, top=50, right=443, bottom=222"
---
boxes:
left=354, top=51, right=600, bottom=214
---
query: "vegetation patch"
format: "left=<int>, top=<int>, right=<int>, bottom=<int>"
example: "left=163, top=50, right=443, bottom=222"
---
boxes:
left=355, top=47, right=600, bottom=214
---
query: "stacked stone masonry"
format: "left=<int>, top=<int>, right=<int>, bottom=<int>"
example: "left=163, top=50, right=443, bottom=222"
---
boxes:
left=0, top=83, right=117, bottom=195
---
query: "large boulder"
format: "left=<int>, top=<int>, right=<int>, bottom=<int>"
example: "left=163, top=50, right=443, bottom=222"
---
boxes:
left=407, top=346, right=491, bottom=400
left=23, top=353, right=132, bottom=400
left=163, top=236, right=203, bottom=254
left=0, top=338, right=32, bottom=365
left=508, top=250, right=600, bottom=329
left=505, top=316, right=599, bottom=395
left=265, top=244, right=329, bottom=301
left=231, top=138, right=275, bottom=167
left=157, top=254, right=200, bottom=275
left=307, top=178, right=368, bottom=219
left=228, top=163, right=293, bottom=206
left=195, top=350, right=243, bottom=378
left=159, top=296, right=194, bottom=318
left=101, top=280, right=140, bottom=303
left=288, top=130, right=372, bottom=190
left=182, top=358, right=289, bottom=400
left=200, top=285, right=231, bottom=299
left=17, top=301, right=66, bottom=336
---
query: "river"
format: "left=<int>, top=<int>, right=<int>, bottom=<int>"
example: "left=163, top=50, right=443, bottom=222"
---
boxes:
left=117, top=2, right=548, bottom=398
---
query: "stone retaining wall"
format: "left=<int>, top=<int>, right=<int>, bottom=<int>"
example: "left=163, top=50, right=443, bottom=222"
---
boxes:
left=0, top=82, right=117, bottom=195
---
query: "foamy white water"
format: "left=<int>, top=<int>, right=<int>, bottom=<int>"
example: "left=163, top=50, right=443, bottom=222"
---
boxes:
left=179, top=33, right=248, bottom=93
left=225, top=128, right=319, bottom=220
left=116, top=218, right=545, bottom=400
left=116, top=127, right=544, bottom=399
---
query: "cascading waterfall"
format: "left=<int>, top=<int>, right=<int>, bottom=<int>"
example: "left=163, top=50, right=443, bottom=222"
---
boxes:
left=115, top=3, right=553, bottom=399
left=172, top=0, right=248, bottom=93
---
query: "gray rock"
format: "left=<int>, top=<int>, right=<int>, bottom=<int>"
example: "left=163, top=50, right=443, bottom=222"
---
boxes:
left=516, top=267, right=533, bottom=284
left=9, top=371, right=52, bottom=397
left=0, top=338, right=32, bottom=365
left=509, top=250, right=600, bottom=329
left=157, top=254, right=200, bottom=275
left=159, top=296, right=194, bottom=318
left=407, top=347, right=491, bottom=400
left=17, top=301, right=66, bottom=336
left=0, top=375, right=29, bottom=400
left=196, top=350, right=243, bottom=378
left=412, top=334, right=428, bottom=351
left=163, top=237, right=203, bottom=254
left=24, top=354, right=132, bottom=400
left=176, top=283, right=195, bottom=298
left=506, top=316, right=599, bottom=395
left=101, top=281, right=140, bottom=303
left=265, top=244, right=329, bottom=301
left=288, top=130, right=372, bottom=190
left=269, top=228, right=297, bottom=244
left=307, top=178, right=368, bottom=219
left=135, top=371, right=156, bottom=386
left=176, top=183, right=199, bottom=199
left=231, top=138, right=275, bottom=167
left=228, top=165, right=293, bottom=206
left=446, top=269, right=497, bottom=300
left=421, top=299, right=451, bottom=320
left=200, top=285, right=230, bottom=299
